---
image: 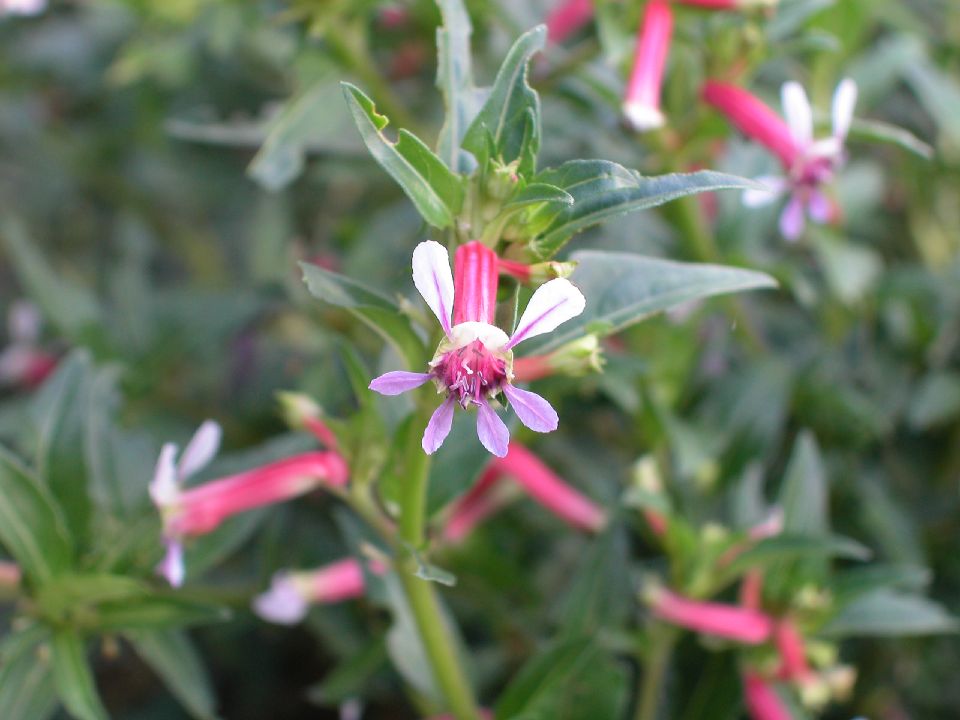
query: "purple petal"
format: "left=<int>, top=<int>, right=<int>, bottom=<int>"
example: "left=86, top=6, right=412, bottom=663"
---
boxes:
left=253, top=573, right=309, bottom=625
left=422, top=396, right=456, bottom=454
left=156, top=540, right=185, bottom=587
left=779, top=195, right=806, bottom=241
left=506, top=278, right=586, bottom=350
left=178, top=420, right=222, bottom=480
left=807, top=190, right=832, bottom=224
left=742, top=176, right=786, bottom=208
left=411, top=241, right=454, bottom=337
left=503, top=384, right=559, bottom=433
left=476, top=401, right=509, bottom=458
left=781, top=82, right=813, bottom=147
left=369, top=371, right=432, bottom=396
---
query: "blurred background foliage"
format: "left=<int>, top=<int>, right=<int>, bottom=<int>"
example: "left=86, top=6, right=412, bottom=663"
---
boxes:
left=0, top=0, right=958, bottom=718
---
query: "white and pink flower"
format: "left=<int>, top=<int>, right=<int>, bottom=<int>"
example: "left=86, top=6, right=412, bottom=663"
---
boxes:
left=703, top=79, right=858, bottom=240
left=369, top=241, right=585, bottom=458
left=150, top=420, right=349, bottom=586
left=0, top=300, right=58, bottom=389
left=622, top=0, right=674, bottom=132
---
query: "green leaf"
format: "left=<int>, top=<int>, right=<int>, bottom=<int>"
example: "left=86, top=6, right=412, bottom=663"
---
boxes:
left=907, top=372, right=960, bottom=430
left=435, top=0, right=486, bottom=173
left=29, top=350, right=96, bottom=545
left=496, top=638, right=628, bottom=720
left=721, top=533, right=871, bottom=579
left=523, top=250, right=776, bottom=354
left=823, top=590, right=958, bottom=637
left=300, top=261, right=427, bottom=370
left=848, top=117, right=934, bottom=160
left=0, top=446, right=73, bottom=583
left=0, top=217, right=102, bottom=343
left=461, top=25, right=546, bottom=176
left=36, top=573, right=147, bottom=621
left=127, top=629, right=220, bottom=720
left=342, top=82, right=463, bottom=228
left=307, top=636, right=388, bottom=706
left=830, top=564, right=932, bottom=605
left=527, top=163, right=758, bottom=258
left=778, top=431, right=827, bottom=536
left=410, top=549, right=457, bottom=587
left=504, top=183, right=575, bottom=211
left=248, top=79, right=354, bottom=191
left=0, top=636, right=58, bottom=720
left=92, top=594, right=231, bottom=632
left=51, top=631, right=108, bottom=720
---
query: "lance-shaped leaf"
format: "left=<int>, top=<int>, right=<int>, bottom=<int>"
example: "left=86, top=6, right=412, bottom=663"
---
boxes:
left=435, top=0, right=487, bottom=172
left=521, top=250, right=776, bottom=354
left=823, top=590, right=958, bottom=637
left=51, top=631, right=108, bottom=720
left=342, top=83, right=464, bottom=228
left=127, top=629, right=221, bottom=720
left=848, top=117, right=934, bottom=160
left=0, top=646, right=57, bottom=720
left=0, top=447, right=73, bottom=583
left=300, top=262, right=427, bottom=370
left=526, top=162, right=758, bottom=259
left=461, top=25, right=546, bottom=176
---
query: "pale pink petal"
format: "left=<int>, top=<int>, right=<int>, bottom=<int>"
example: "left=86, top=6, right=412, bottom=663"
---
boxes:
left=177, top=420, right=222, bottom=481
left=369, top=371, right=432, bottom=396
left=832, top=78, right=857, bottom=141
left=742, top=176, right=787, bottom=208
left=506, top=278, right=586, bottom=350
left=476, top=401, right=509, bottom=457
left=412, top=240, right=454, bottom=337
left=781, top=81, right=813, bottom=148
left=157, top=540, right=185, bottom=587
left=779, top=195, right=806, bottom=241
left=807, top=190, right=832, bottom=224
left=502, top=384, right=559, bottom=433
left=307, top=558, right=367, bottom=603
left=422, top=396, right=456, bottom=454
left=149, top=443, right=180, bottom=507
left=253, top=573, right=309, bottom=625
left=8, top=300, right=41, bottom=343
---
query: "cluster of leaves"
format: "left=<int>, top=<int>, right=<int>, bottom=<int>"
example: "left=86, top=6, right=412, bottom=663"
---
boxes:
left=0, top=0, right=958, bottom=719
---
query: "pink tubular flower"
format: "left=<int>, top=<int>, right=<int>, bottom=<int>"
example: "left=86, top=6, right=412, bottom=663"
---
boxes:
left=546, top=0, right=594, bottom=44
left=703, top=79, right=858, bottom=240
left=743, top=672, right=793, bottom=720
left=253, top=557, right=386, bottom=625
left=443, top=442, right=606, bottom=541
left=676, top=0, right=778, bottom=9
left=622, top=0, right=674, bottom=132
left=0, top=300, right=58, bottom=390
left=150, top=421, right=349, bottom=586
left=648, top=587, right=775, bottom=644
left=368, top=241, right=585, bottom=458
left=774, top=619, right=812, bottom=683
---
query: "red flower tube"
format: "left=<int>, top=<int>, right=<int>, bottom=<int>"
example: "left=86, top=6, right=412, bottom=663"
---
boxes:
left=546, top=0, right=594, bottom=44
left=623, top=0, right=674, bottom=132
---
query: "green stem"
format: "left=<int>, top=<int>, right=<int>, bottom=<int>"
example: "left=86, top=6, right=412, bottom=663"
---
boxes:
left=395, top=404, right=481, bottom=720
left=635, top=624, right=678, bottom=720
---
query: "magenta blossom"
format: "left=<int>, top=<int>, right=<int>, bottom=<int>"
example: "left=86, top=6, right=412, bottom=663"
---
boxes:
left=703, top=79, right=858, bottom=240
left=150, top=421, right=349, bottom=586
left=743, top=672, right=792, bottom=720
left=545, top=0, right=594, bottom=44
left=622, top=0, right=673, bottom=132
left=369, top=241, right=585, bottom=458
left=253, top=557, right=386, bottom=625
left=646, top=586, right=776, bottom=644
left=0, top=300, right=58, bottom=389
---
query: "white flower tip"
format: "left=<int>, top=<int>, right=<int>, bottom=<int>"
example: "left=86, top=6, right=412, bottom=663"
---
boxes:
left=622, top=102, right=665, bottom=133
left=253, top=574, right=309, bottom=625
left=832, top=78, right=858, bottom=140
left=8, top=300, right=41, bottom=342
left=149, top=443, right=181, bottom=507
left=177, top=420, right=222, bottom=480
left=781, top=81, right=813, bottom=146
left=412, top=240, right=455, bottom=337
left=157, top=541, right=185, bottom=587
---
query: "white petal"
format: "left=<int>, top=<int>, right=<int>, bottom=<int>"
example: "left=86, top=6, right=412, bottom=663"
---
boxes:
left=832, top=78, right=857, bottom=141
left=742, top=176, right=787, bottom=208
left=177, top=420, right=222, bottom=480
left=252, top=573, right=309, bottom=625
left=150, top=443, right=180, bottom=507
left=781, top=81, right=813, bottom=147
left=506, top=278, right=586, bottom=350
left=412, top=240, right=454, bottom=337
left=157, top=540, right=185, bottom=587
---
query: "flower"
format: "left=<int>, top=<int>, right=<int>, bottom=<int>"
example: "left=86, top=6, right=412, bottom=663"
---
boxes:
left=743, top=672, right=793, bottom=720
left=443, top=441, right=606, bottom=542
left=622, top=0, right=674, bottom=132
left=0, top=300, right=58, bottom=389
left=253, top=557, right=385, bottom=625
left=703, top=79, right=858, bottom=240
left=545, top=0, right=594, bottom=45
left=676, top=0, right=778, bottom=9
left=0, top=0, right=46, bottom=17
left=369, top=241, right=585, bottom=458
left=645, top=586, right=776, bottom=644
left=150, top=421, right=349, bottom=586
